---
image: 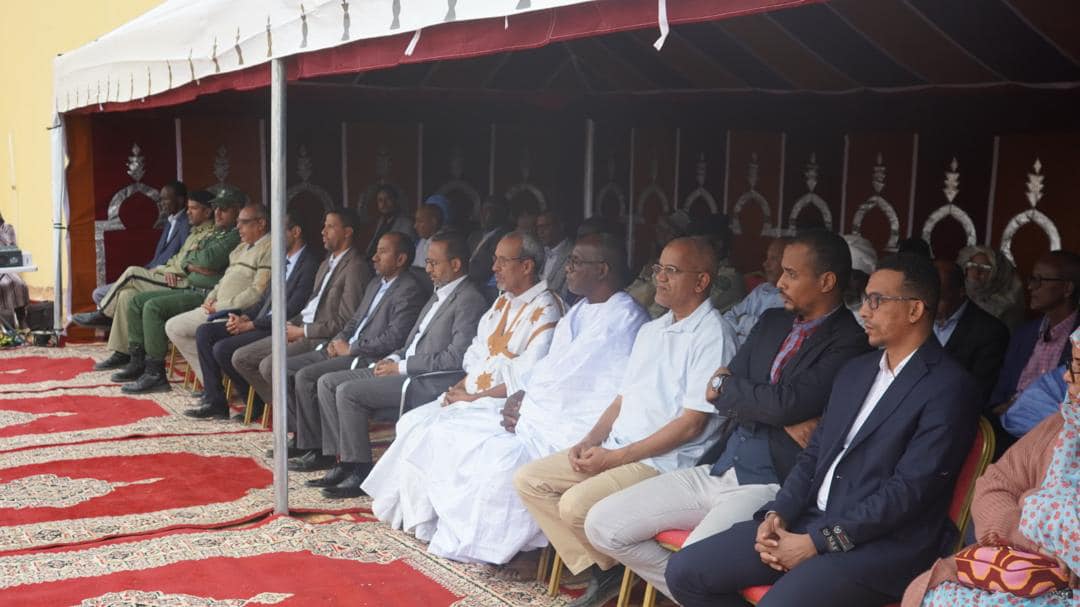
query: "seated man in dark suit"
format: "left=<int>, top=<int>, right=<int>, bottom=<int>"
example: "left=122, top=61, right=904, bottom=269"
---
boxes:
left=310, top=231, right=489, bottom=497
left=91, top=181, right=192, bottom=306
left=184, top=212, right=319, bottom=418
left=988, top=250, right=1079, bottom=452
left=583, top=229, right=871, bottom=606
left=932, top=259, right=1009, bottom=405
left=284, top=230, right=428, bottom=471
left=467, top=196, right=512, bottom=302
left=665, top=253, right=979, bottom=607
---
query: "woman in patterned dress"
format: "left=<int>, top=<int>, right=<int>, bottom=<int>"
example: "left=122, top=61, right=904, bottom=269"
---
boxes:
left=0, top=213, right=29, bottom=328
left=902, top=327, right=1080, bottom=606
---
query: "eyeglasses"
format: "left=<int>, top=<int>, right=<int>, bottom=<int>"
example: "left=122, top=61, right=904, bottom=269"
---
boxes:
left=237, top=217, right=260, bottom=225
left=493, top=256, right=526, bottom=267
left=651, top=264, right=707, bottom=278
left=566, top=256, right=605, bottom=270
left=861, top=292, right=921, bottom=310
left=424, top=258, right=444, bottom=268
left=963, top=261, right=992, bottom=273
left=1027, top=275, right=1069, bottom=289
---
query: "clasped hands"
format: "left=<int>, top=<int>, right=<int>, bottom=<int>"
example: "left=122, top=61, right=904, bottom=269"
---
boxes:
left=754, top=513, right=817, bottom=572
left=224, top=313, right=254, bottom=335
left=568, top=439, right=623, bottom=475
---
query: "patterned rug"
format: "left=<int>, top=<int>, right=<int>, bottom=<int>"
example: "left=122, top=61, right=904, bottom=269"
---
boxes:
left=0, top=433, right=369, bottom=553
left=0, top=387, right=261, bottom=453
left=0, top=345, right=119, bottom=393
left=0, top=516, right=573, bottom=606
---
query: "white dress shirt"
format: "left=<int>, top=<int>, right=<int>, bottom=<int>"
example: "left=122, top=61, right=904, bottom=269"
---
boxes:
left=542, top=239, right=571, bottom=282
left=413, top=238, right=431, bottom=268
left=602, top=298, right=738, bottom=473
left=389, top=275, right=468, bottom=374
left=815, top=349, right=916, bottom=511
left=348, top=276, right=396, bottom=344
left=933, top=300, right=968, bottom=347
left=300, top=247, right=350, bottom=332
left=164, top=211, right=183, bottom=243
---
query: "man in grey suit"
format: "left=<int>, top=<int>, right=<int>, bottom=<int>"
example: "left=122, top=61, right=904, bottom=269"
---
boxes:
left=285, top=230, right=427, bottom=470
left=306, top=230, right=488, bottom=497
left=231, top=209, right=370, bottom=409
left=537, top=210, right=572, bottom=301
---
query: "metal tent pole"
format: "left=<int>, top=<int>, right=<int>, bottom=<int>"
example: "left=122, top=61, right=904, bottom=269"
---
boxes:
left=583, top=119, right=595, bottom=218
left=49, top=114, right=67, bottom=337
left=269, top=58, right=289, bottom=515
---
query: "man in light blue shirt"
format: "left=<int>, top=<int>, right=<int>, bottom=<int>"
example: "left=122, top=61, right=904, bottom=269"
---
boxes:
left=723, top=237, right=789, bottom=346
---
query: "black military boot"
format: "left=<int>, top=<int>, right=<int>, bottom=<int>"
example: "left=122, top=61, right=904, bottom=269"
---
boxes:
left=110, top=345, right=146, bottom=382
left=93, top=350, right=130, bottom=371
left=121, top=358, right=171, bottom=394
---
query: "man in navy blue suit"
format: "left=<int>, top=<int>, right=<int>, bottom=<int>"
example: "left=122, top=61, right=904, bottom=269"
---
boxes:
left=665, top=253, right=979, bottom=607
left=91, top=181, right=192, bottom=305
left=184, top=211, right=319, bottom=419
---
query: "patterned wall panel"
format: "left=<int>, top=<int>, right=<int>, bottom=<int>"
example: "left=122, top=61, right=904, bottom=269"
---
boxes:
left=843, top=133, right=916, bottom=255
left=180, top=115, right=263, bottom=203
left=725, top=131, right=783, bottom=274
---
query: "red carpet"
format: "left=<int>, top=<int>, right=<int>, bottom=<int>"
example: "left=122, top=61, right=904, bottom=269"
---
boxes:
left=0, top=388, right=261, bottom=453
left=0, top=517, right=566, bottom=606
left=0, top=434, right=367, bottom=553
left=0, top=355, right=95, bottom=384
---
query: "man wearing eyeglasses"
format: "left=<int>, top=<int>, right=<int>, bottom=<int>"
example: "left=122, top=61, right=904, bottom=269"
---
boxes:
left=666, top=253, right=978, bottom=607
left=514, top=236, right=738, bottom=606
left=584, top=230, right=870, bottom=605
left=988, top=250, right=1080, bottom=452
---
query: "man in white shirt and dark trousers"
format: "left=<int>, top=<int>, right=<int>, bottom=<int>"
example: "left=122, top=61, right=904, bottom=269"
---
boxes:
left=665, top=253, right=979, bottom=607
left=285, top=230, right=427, bottom=471
left=305, top=230, right=488, bottom=495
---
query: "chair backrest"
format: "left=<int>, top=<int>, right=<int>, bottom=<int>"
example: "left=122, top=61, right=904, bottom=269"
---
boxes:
left=948, top=416, right=995, bottom=548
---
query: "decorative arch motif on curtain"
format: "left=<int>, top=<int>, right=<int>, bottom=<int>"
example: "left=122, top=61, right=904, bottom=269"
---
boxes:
left=921, top=157, right=977, bottom=256
left=730, top=153, right=772, bottom=236
left=95, top=144, right=162, bottom=289
left=504, top=147, right=547, bottom=214
left=1000, top=158, right=1061, bottom=263
left=436, top=146, right=482, bottom=221
left=595, top=155, right=627, bottom=221
left=680, top=153, right=719, bottom=215
left=285, top=145, right=334, bottom=212
left=850, top=153, right=900, bottom=252
left=633, top=155, right=670, bottom=224
left=785, top=153, right=832, bottom=235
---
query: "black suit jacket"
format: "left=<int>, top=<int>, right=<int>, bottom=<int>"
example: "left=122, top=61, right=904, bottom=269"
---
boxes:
left=243, top=246, right=320, bottom=331
left=467, top=226, right=511, bottom=289
left=764, top=337, right=978, bottom=598
left=699, top=307, right=871, bottom=481
left=938, top=300, right=1010, bottom=406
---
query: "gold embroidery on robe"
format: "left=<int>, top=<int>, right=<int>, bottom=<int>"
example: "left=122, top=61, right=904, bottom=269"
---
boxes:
left=475, top=371, right=494, bottom=391
left=486, top=298, right=531, bottom=359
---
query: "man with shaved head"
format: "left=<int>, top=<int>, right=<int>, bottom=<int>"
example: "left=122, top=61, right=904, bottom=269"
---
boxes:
left=514, top=236, right=738, bottom=605
left=363, top=233, right=650, bottom=567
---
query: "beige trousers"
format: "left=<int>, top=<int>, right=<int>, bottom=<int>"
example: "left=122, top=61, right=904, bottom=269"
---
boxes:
left=101, top=266, right=188, bottom=354
left=165, top=307, right=210, bottom=382
left=512, top=449, right=659, bottom=575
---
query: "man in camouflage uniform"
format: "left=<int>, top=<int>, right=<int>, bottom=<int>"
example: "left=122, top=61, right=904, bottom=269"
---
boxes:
left=113, top=191, right=263, bottom=394
left=74, top=190, right=237, bottom=370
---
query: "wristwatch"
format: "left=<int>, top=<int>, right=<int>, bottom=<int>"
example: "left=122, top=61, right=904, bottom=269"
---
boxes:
left=710, top=374, right=728, bottom=394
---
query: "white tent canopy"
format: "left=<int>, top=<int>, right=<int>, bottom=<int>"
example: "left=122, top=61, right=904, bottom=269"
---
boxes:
left=53, top=0, right=609, bottom=113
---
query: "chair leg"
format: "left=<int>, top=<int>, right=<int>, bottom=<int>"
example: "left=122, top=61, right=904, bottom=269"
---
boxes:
left=616, top=568, right=637, bottom=607
left=261, top=402, right=271, bottom=428
left=223, top=377, right=232, bottom=401
left=192, top=376, right=203, bottom=393
left=547, top=552, right=563, bottom=597
left=243, top=387, right=256, bottom=425
left=536, top=545, right=552, bottom=583
left=166, top=343, right=176, bottom=375
left=183, top=368, right=194, bottom=390
left=642, top=582, right=657, bottom=607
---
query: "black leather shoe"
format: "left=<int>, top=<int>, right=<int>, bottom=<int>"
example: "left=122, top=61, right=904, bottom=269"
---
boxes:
left=73, top=311, right=112, bottom=328
left=306, top=463, right=353, bottom=487
left=265, top=436, right=297, bottom=458
left=565, top=565, right=625, bottom=607
left=183, top=404, right=229, bottom=419
left=287, top=451, right=336, bottom=472
left=320, top=463, right=373, bottom=499
left=110, top=345, right=146, bottom=382
left=94, top=351, right=130, bottom=371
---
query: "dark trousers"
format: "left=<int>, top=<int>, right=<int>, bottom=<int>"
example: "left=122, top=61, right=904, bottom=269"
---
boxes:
left=195, top=322, right=269, bottom=408
left=665, top=520, right=895, bottom=607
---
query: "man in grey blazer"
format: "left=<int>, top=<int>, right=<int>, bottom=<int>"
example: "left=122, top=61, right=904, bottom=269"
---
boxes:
left=285, top=230, right=427, bottom=469
left=301, top=230, right=487, bottom=495
left=231, top=209, right=370, bottom=409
